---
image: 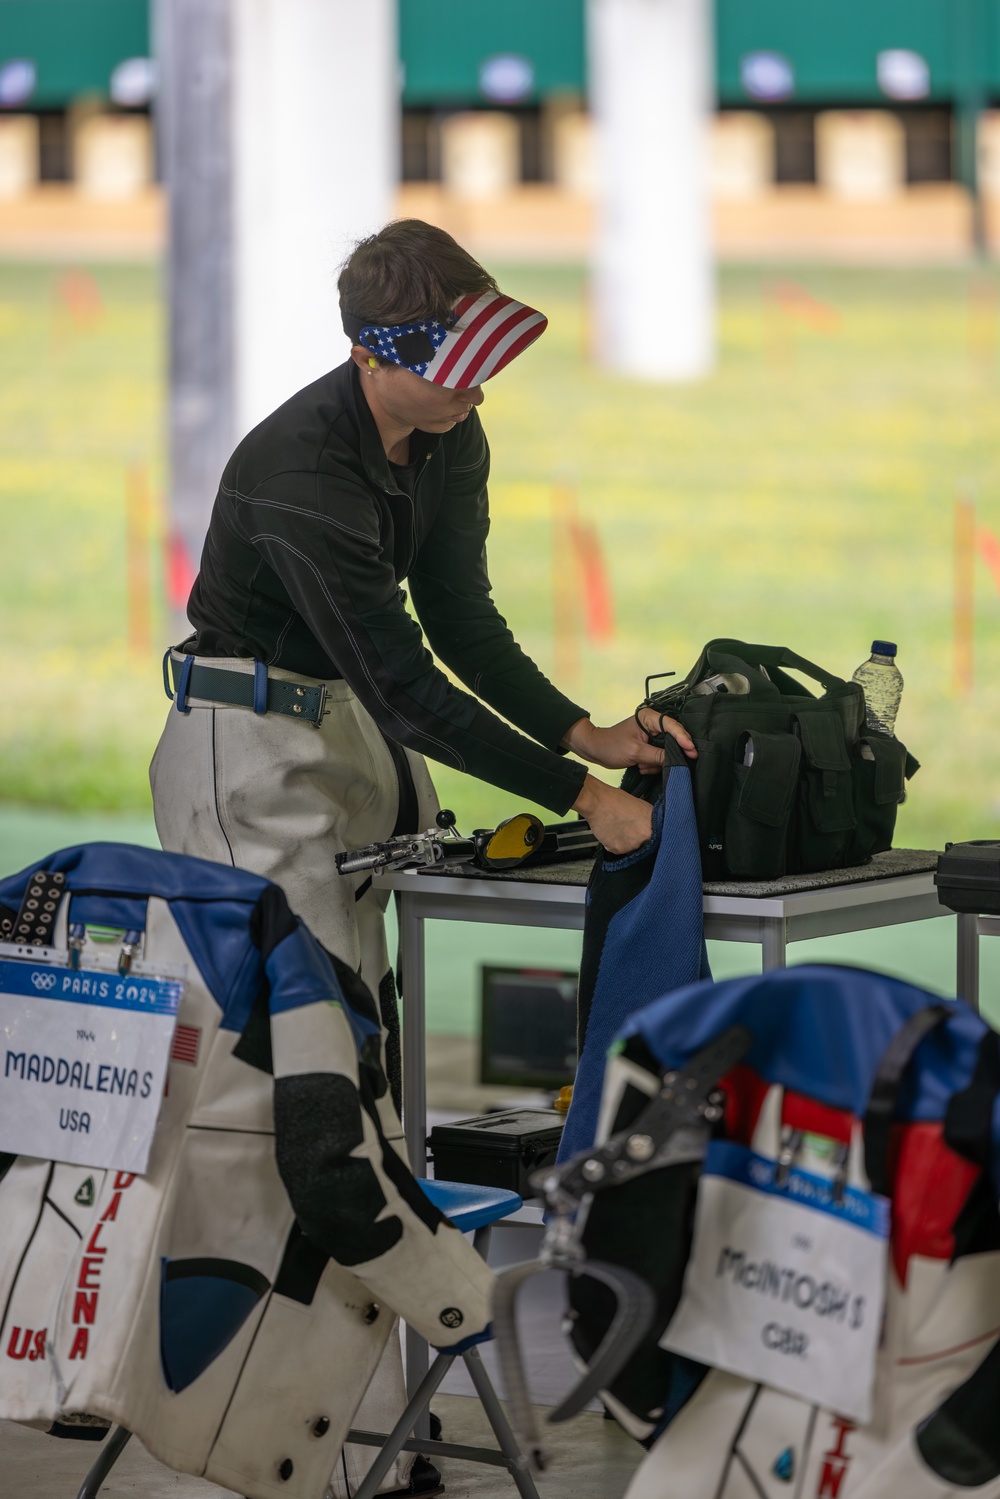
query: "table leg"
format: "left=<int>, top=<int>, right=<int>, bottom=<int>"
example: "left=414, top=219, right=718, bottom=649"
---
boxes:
left=400, top=899, right=427, bottom=1172
left=761, top=918, right=787, bottom=970
left=399, top=894, right=430, bottom=1430
left=956, top=913, right=981, bottom=1012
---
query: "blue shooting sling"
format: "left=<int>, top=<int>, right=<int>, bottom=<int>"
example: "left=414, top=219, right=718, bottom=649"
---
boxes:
left=559, top=740, right=710, bottom=1162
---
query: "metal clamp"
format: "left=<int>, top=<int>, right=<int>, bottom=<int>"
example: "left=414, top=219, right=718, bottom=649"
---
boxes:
left=118, top=929, right=142, bottom=975
left=774, top=1125, right=803, bottom=1188
left=493, top=1024, right=751, bottom=1472
left=68, top=924, right=86, bottom=971
left=535, top=1024, right=751, bottom=1219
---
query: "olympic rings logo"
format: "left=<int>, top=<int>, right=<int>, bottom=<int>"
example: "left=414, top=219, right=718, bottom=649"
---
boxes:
left=31, top=971, right=57, bottom=991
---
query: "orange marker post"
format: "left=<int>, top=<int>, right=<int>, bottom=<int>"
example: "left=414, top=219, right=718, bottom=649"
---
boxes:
left=55, top=268, right=104, bottom=330
left=774, top=279, right=840, bottom=334
left=976, top=524, right=1000, bottom=592
left=762, top=278, right=790, bottom=367
left=569, top=518, right=615, bottom=645
left=954, top=493, right=976, bottom=698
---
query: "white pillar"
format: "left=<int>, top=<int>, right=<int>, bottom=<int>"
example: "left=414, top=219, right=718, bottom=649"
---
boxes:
left=158, top=0, right=398, bottom=593
left=156, top=0, right=234, bottom=617
left=231, top=0, right=398, bottom=436
left=588, top=0, right=714, bottom=380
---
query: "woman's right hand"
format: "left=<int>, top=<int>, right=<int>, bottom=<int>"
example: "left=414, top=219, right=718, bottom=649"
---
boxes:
left=572, top=774, right=654, bottom=856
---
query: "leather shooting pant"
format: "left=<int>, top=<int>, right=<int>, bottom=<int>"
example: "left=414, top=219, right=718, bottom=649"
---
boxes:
left=150, top=655, right=439, bottom=1497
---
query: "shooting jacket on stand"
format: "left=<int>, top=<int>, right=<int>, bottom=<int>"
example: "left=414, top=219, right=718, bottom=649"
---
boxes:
left=574, top=965, right=1000, bottom=1499
left=0, top=844, right=493, bottom=1499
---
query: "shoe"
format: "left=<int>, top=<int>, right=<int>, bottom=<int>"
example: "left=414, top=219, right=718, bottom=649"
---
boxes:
left=385, top=1455, right=444, bottom=1498
left=321, top=1446, right=445, bottom=1499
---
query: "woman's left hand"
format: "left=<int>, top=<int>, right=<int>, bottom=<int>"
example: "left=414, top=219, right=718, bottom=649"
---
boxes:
left=562, top=712, right=697, bottom=775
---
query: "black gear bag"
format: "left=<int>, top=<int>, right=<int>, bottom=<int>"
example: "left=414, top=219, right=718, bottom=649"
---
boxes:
left=625, top=639, right=919, bottom=882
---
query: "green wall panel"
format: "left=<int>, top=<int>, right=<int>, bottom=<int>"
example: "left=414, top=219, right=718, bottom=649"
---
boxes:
left=401, top=0, right=1000, bottom=109
left=717, top=0, right=951, bottom=103
left=0, top=0, right=149, bottom=108
left=1, top=0, right=997, bottom=113
left=399, top=0, right=585, bottom=105
left=716, top=0, right=998, bottom=105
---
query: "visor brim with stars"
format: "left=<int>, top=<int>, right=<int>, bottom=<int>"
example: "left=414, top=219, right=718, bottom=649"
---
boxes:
left=353, top=291, right=547, bottom=389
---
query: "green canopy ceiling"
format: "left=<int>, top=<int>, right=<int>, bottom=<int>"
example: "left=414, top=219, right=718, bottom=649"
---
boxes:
left=0, top=0, right=149, bottom=108
left=0, top=0, right=997, bottom=110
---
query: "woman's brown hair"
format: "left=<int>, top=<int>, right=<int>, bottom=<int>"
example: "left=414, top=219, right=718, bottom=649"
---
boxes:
left=339, top=219, right=498, bottom=329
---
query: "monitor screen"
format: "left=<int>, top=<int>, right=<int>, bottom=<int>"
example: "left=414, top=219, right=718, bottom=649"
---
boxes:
left=479, top=965, right=578, bottom=1090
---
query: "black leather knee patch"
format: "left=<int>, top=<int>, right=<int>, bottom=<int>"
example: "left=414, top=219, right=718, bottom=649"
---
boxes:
left=274, top=1073, right=402, bottom=1266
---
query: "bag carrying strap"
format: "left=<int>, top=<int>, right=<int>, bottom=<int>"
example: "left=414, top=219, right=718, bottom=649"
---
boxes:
left=944, top=1029, right=1000, bottom=1171
left=644, top=643, right=780, bottom=706
left=863, top=1004, right=951, bottom=1195
left=657, top=733, right=691, bottom=771
left=706, top=640, right=848, bottom=695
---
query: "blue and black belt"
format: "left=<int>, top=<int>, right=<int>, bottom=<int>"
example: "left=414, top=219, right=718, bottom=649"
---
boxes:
left=163, top=651, right=327, bottom=726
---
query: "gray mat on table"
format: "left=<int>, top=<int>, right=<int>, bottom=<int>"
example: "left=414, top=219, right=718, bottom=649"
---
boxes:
left=417, top=846, right=941, bottom=896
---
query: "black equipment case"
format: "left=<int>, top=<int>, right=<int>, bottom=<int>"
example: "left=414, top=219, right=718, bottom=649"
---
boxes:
left=935, top=840, right=1000, bottom=915
left=428, top=1108, right=564, bottom=1198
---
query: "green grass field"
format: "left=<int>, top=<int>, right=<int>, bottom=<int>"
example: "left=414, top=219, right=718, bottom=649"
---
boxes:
left=1, top=257, right=999, bottom=851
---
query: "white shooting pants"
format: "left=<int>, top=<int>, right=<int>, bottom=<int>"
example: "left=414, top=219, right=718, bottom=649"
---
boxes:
left=150, top=656, right=439, bottom=1497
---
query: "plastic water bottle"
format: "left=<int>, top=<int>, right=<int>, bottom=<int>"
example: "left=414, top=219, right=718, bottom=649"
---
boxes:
left=852, top=641, right=903, bottom=736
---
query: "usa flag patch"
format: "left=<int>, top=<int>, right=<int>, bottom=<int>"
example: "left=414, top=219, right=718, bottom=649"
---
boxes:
left=170, top=1023, right=201, bottom=1066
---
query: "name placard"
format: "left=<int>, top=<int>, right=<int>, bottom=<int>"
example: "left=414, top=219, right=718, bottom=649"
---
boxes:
left=661, top=1140, right=888, bottom=1422
left=0, top=957, right=182, bottom=1174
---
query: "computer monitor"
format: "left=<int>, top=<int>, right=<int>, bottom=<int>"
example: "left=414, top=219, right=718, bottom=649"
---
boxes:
left=479, top=964, right=578, bottom=1090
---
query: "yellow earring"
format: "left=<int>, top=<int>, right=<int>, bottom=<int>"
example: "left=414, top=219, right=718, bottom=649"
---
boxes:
left=368, top=357, right=377, bottom=368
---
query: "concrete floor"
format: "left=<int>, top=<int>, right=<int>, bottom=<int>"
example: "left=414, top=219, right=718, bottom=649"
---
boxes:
left=0, top=1418, right=236, bottom=1497
left=0, top=1396, right=641, bottom=1499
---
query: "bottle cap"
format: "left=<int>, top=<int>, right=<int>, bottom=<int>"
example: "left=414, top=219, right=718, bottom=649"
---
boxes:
left=871, top=640, right=897, bottom=657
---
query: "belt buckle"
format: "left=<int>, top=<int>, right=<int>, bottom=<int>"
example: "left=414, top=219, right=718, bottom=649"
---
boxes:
left=286, top=679, right=326, bottom=724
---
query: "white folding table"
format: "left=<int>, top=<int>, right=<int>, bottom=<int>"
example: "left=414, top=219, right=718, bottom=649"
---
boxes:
left=379, top=848, right=941, bottom=1175
left=379, top=847, right=941, bottom=1408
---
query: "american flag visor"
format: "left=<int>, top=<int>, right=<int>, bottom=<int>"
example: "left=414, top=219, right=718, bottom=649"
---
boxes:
left=351, top=291, right=547, bottom=389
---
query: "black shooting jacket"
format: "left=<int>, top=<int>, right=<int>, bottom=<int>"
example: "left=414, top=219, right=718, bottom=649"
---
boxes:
left=187, top=360, right=589, bottom=814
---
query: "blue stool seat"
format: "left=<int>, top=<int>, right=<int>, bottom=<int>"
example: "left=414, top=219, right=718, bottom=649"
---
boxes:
left=418, top=1178, right=522, bottom=1233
